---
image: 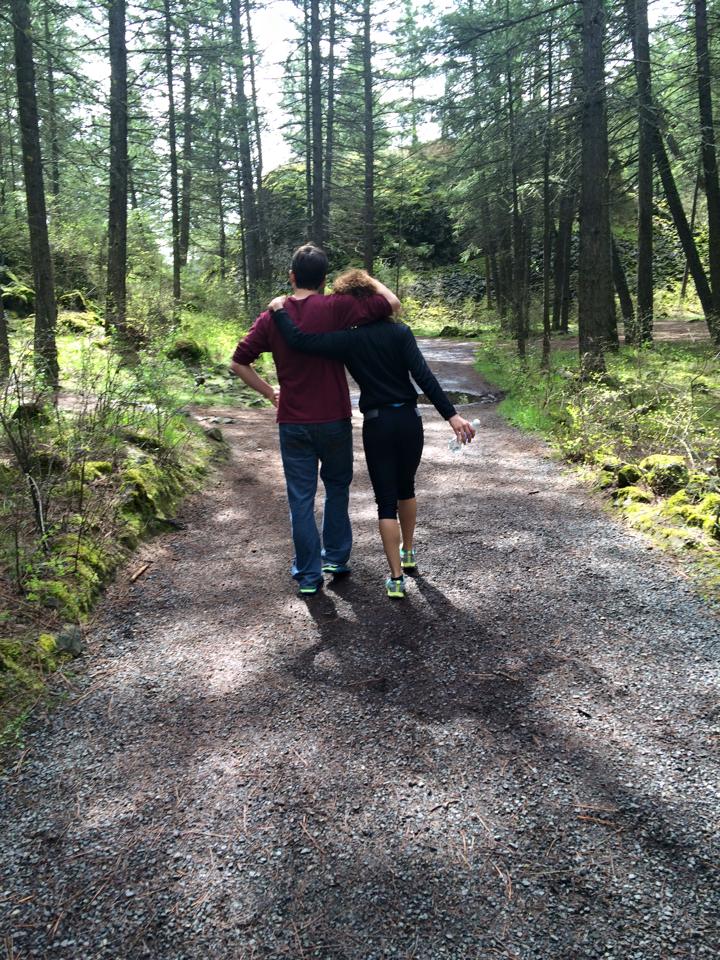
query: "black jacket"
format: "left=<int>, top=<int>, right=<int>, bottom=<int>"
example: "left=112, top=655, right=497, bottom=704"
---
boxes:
left=272, top=308, right=457, bottom=420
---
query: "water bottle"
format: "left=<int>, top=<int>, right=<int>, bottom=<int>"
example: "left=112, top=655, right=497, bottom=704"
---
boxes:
left=448, top=418, right=481, bottom=454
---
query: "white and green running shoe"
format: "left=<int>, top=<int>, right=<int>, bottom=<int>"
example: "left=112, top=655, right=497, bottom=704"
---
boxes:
left=322, top=562, right=351, bottom=576
left=400, top=547, right=417, bottom=571
left=386, top=576, right=406, bottom=599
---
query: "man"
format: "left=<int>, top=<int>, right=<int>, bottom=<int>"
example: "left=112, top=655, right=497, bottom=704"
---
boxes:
left=230, top=244, right=400, bottom=596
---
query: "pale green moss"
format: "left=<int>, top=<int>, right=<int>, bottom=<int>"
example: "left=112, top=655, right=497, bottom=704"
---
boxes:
left=612, top=485, right=653, bottom=504
left=639, top=454, right=689, bottom=495
left=617, top=463, right=645, bottom=488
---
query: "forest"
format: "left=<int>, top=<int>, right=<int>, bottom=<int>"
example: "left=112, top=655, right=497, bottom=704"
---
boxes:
left=2, top=0, right=720, bottom=722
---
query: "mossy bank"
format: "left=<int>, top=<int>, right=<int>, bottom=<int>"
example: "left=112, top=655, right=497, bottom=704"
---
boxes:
left=0, top=370, right=222, bottom=755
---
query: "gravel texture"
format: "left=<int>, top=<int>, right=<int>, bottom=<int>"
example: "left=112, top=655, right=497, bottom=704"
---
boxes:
left=1, top=340, right=719, bottom=959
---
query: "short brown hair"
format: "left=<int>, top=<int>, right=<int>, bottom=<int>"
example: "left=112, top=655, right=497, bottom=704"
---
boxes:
left=291, top=244, right=328, bottom=290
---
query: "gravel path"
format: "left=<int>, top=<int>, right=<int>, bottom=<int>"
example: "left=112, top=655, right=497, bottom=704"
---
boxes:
left=1, top=340, right=719, bottom=960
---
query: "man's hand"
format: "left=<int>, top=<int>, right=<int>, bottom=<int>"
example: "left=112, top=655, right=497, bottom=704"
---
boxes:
left=267, top=386, right=280, bottom=408
left=268, top=295, right=287, bottom=312
left=448, top=414, right=475, bottom=444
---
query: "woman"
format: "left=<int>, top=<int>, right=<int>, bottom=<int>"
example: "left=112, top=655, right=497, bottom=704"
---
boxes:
left=269, top=270, right=475, bottom=599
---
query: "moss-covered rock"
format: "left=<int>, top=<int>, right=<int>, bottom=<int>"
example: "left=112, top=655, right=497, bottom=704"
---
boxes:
left=68, top=460, right=113, bottom=482
left=597, top=470, right=617, bottom=490
left=612, top=485, right=653, bottom=504
left=167, top=337, right=205, bottom=364
left=121, top=459, right=183, bottom=522
left=700, top=493, right=720, bottom=539
left=617, top=463, right=645, bottom=488
left=685, top=472, right=713, bottom=501
left=596, top=454, right=622, bottom=474
left=639, top=454, right=689, bottom=495
left=58, top=310, right=101, bottom=334
left=664, top=490, right=706, bottom=528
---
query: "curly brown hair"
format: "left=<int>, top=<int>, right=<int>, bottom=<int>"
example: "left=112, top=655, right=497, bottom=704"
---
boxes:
left=331, top=268, right=377, bottom=299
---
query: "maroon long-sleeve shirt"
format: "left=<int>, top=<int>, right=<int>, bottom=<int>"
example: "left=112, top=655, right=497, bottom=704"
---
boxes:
left=232, top=292, right=391, bottom=424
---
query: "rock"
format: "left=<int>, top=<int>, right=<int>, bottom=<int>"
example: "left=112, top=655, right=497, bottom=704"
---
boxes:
left=639, top=455, right=689, bottom=496
left=612, top=485, right=653, bottom=504
left=617, top=463, right=644, bottom=488
left=597, top=470, right=616, bottom=490
left=167, top=337, right=205, bottom=364
left=205, top=427, right=224, bottom=442
left=55, top=625, right=85, bottom=657
left=11, top=402, right=49, bottom=424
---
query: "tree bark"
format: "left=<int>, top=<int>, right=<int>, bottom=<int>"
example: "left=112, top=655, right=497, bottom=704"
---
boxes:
left=244, top=3, right=269, bottom=281
left=654, top=128, right=718, bottom=341
left=106, top=0, right=128, bottom=339
left=178, top=23, right=193, bottom=268
left=542, top=27, right=554, bottom=368
left=362, top=0, right=374, bottom=271
left=625, top=0, right=653, bottom=344
left=0, top=260, right=10, bottom=379
left=552, top=188, right=574, bottom=332
left=11, top=0, right=58, bottom=386
left=310, top=0, right=323, bottom=244
left=42, top=6, right=60, bottom=200
left=577, top=0, right=611, bottom=375
left=163, top=0, right=181, bottom=306
left=322, top=0, right=336, bottom=244
left=229, top=0, right=261, bottom=310
left=611, top=235, right=636, bottom=339
left=694, top=0, right=720, bottom=308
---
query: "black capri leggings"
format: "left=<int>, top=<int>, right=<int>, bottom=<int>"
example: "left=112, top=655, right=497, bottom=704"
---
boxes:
left=362, top=404, right=424, bottom=520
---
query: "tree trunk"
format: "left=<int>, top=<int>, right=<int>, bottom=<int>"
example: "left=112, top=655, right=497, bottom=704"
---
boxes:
left=362, top=0, right=374, bottom=271
left=680, top=160, right=701, bottom=303
left=625, top=0, right=653, bottom=344
left=211, top=73, right=226, bottom=278
left=577, top=0, right=611, bottom=375
left=552, top=188, right=574, bottom=331
left=654, top=128, right=718, bottom=341
left=244, top=3, right=269, bottom=281
left=106, top=0, right=129, bottom=340
left=179, top=23, right=193, bottom=268
left=42, top=6, right=60, bottom=200
left=163, top=0, right=181, bottom=306
left=11, top=0, right=58, bottom=386
left=310, top=0, right=323, bottom=244
left=542, top=27, right=554, bottom=368
left=322, top=0, right=336, bottom=244
left=230, top=0, right=261, bottom=310
left=611, top=235, right=636, bottom=339
left=0, top=260, right=10, bottom=379
left=303, top=0, right=312, bottom=237
left=694, top=0, right=720, bottom=308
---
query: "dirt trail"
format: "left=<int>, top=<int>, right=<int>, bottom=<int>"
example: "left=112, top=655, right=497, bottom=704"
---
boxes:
left=1, top=340, right=719, bottom=960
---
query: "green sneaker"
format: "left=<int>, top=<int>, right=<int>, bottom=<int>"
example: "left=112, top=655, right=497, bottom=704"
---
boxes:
left=400, top=547, right=417, bottom=571
left=298, top=582, right=322, bottom=597
left=322, top=562, right=351, bottom=576
left=386, top=576, right=406, bottom=599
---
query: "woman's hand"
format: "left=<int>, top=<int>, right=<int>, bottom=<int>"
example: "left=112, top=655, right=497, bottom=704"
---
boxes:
left=268, top=295, right=287, bottom=312
left=448, top=414, right=475, bottom=444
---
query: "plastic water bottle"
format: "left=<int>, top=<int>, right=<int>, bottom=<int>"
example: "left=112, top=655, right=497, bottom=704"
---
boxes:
left=448, top=419, right=481, bottom=454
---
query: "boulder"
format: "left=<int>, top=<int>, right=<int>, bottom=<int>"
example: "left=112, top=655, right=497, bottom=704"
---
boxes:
left=639, top=454, right=689, bottom=496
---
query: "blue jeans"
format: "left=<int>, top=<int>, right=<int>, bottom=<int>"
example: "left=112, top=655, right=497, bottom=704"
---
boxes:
left=278, top=419, right=353, bottom=588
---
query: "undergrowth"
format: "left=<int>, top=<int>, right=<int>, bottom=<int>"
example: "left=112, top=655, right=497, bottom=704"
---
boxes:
left=0, top=346, right=214, bottom=753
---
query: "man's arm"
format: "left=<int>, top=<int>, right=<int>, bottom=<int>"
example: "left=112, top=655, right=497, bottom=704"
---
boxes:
left=229, top=360, right=279, bottom=407
left=229, top=312, right=278, bottom=405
